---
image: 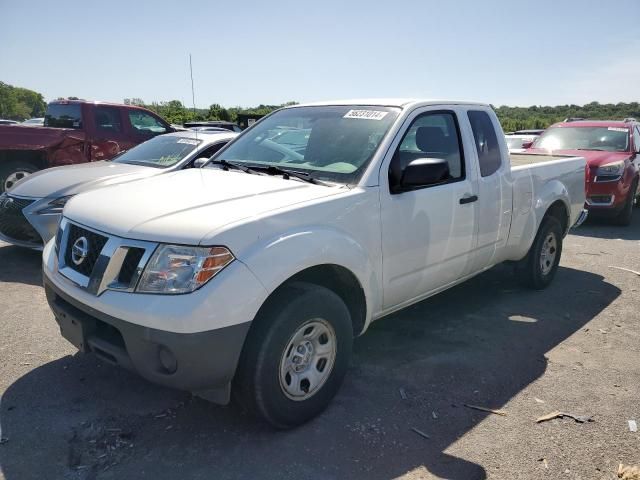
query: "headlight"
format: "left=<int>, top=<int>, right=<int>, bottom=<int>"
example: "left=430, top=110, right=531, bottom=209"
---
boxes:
left=596, top=161, right=624, bottom=178
left=37, top=195, right=74, bottom=214
left=136, top=245, right=234, bottom=294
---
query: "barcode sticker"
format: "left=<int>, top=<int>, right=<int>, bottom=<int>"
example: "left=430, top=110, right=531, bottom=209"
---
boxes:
left=608, top=127, right=627, bottom=132
left=343, top=110, right=389, bottom=121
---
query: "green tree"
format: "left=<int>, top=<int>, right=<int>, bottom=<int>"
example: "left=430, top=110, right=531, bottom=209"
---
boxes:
left=0, top=81, right=46, bottom=120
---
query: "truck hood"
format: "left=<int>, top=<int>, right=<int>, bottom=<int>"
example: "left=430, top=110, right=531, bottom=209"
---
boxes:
left=527, top=148, right=631, bottom=167
left=63, top=168, right=345, bottom=244
left=9, top=161, right=156, bottom=199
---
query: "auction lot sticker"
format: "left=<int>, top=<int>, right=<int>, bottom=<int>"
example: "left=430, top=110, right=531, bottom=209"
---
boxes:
left=343, top=110, right=389, bottom=120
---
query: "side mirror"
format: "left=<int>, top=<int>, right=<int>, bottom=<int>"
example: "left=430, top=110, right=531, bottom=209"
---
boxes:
left=398, top=158, right=450, bottom=191
left=192, top=157, right=209, bottom=168
left=522, top=140, right=534, bottom=149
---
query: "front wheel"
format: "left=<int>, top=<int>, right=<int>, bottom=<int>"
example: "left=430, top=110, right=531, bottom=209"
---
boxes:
left=516, top=216, right=563, bottom=289
left=0, top=161, right=38, bottom=193
left=613, top=179, right=638, bottom=226
left=233, top=282, right=353, bottom=429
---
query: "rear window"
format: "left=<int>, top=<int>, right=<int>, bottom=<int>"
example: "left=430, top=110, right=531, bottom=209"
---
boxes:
left=468, top=110, right=502, bottom=177
left=44, top=103, right=83, bottom=129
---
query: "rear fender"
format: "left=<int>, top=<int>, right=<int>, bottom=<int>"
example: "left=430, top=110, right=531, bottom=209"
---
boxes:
left=506, top=178, right=570, bottom=261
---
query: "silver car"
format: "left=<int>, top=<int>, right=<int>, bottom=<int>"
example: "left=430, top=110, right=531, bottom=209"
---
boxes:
left=0, top=130, right=236, bottom=249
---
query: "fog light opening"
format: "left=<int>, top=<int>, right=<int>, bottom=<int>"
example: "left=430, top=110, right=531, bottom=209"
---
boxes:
left=158, top=346, right=178, bottom=374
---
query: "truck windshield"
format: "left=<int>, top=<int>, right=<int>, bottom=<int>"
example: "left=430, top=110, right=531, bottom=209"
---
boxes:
left=111, top=135, right=201, bottom=168
left=213, top=105, right=400, bottom=184
left=533, top=126, right=630, bottom=152
left=44, top=103, right=83, bottom=129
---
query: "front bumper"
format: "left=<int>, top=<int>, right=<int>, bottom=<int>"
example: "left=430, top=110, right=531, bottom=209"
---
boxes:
left=45, top=276, right=251, bottom=404
left=585, top=174, right=633, bottom=214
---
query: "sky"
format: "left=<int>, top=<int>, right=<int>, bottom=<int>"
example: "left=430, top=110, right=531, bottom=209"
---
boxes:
left=1, top=0, right=638, bottom=108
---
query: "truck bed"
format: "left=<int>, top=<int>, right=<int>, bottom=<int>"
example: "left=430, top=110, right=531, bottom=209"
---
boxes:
left=510, top=153, right=577, bottom=167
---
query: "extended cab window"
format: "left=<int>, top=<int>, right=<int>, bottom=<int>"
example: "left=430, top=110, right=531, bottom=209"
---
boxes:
left=393, top=111, right=464, bottom=181
left=95, top=106, right=122, bottom=133
left=468, top=110, right=501, bottom=177
left=44, top=103, right=83, bottom=129
left=128, top=111, right=168, bottom=135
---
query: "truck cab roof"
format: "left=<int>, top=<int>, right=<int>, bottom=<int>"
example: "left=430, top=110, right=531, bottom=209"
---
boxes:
left=293, top=98, right=490, bottom=109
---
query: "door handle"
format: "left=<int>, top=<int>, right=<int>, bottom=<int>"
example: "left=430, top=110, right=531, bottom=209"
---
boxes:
left=459, top=195, right=478, bottom=205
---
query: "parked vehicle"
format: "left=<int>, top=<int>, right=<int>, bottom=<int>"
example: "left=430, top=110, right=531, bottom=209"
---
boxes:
left=513, top=129, right=545, bottom=136
left=0, top=119, right=19, bottom=125
left=529, top=119, right=640, bottom=225
left=43, top=99, right=586, bottom=428
left=184, top=121, right=242, bottom=133
left=505, top=134, right=540, bottom=153
left=21, top=118, right=45, bottom=127
left=0, top=99, right=175, bottom=193
left=0, top=131, right=236, bottom=249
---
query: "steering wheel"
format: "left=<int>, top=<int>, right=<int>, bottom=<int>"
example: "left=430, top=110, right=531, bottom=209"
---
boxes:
left=261, top=139, right=305, bottom=163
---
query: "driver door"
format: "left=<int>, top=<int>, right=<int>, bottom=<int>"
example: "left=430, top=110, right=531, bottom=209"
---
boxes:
left=380, top=108, right=479, bottom=309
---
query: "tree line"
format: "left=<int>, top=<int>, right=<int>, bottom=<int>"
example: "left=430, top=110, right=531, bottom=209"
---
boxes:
left=495, top=102, right=640, bottom=132
left=1, top=81, right=638, bottom=131
left=0, top=81, right=47, bottom=120
left=123, top=98, right=298, bottom=125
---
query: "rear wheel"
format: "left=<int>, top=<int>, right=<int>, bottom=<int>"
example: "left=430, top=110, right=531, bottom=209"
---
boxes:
left=0, top=161, right=38, bottom=193
left=613, top=179, right=637, bottom=226
left=234, top=282, right=353, bottom=429
left=516, top=216, right=563, bottom=289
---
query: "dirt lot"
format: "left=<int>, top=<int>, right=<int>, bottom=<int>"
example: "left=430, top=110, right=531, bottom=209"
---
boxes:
left=0, top=215, right=638, bottom=480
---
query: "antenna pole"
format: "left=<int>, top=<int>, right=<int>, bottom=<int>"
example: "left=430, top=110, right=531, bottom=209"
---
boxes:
left=189, top=53, right=198, bottom=142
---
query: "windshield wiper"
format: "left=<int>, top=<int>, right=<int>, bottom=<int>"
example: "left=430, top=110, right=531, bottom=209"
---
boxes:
left=208, top=159, right=260, bottom=174
left=255, top=165, right=331, bottom=185
left=577, top=148, right=606, bottom=151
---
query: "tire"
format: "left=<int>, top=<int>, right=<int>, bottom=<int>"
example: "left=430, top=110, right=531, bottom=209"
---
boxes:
left=234, top=282, right=353, bottom=429
left=613, top=179, right=637, bottom=226
left=0, top=161, right=38, bottom=193
left=516, top=216, right=563, bottom=290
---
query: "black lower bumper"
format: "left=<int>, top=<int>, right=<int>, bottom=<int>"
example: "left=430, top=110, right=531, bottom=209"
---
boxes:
left=44, top=276, right=251, bottom=404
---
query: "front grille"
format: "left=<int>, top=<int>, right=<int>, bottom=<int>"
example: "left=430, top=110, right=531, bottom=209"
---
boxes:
left=117, top=247, right=145, bottom=285
left=64, top=224, right=108, bottom=277
left=57, top=219, right=156, bottom=295
left=0, top=196, right=41, bottom=244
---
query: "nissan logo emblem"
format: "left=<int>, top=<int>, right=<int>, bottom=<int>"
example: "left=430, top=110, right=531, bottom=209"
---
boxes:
left=71, top=236, right=89, bottom=266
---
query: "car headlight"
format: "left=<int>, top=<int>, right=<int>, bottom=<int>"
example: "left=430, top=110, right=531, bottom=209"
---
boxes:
left=596, top=161, right=624, bottom=178
left=136, top=245, right=234, bottom=294
left=37, top=195, right=75, bottom=214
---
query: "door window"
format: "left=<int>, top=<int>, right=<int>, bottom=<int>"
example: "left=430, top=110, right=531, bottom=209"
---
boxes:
left=390, top=111, right=464, bottom=189
left=95, top=106, right=122, bottom=133
left=634, top=127, right=640, bottom=153
left=467, top=110, right=501, bottom=177
left=128, top=111, right=168, bottom=135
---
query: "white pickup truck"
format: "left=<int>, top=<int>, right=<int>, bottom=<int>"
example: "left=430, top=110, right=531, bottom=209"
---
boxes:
left=43, top=99, right=587, bottom=428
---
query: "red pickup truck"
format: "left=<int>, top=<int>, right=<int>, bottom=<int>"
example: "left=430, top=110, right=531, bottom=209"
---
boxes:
left=0, top=100, right=174, bottom=192
left=529, top=119, right=640, bottom=226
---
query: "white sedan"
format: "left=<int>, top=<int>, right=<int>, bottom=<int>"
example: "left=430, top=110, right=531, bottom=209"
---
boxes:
left=0, top=130, right=237, bottom=249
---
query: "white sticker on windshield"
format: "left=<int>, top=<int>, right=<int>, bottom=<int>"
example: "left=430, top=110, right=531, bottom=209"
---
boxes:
left=608, top=127, right=627, bottom=132
left=343, top=109, right=389, bottom=121
left=177, top=138, right=199, bottom=145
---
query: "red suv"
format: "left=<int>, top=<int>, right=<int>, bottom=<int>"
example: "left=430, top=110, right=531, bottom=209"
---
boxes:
left=529, top=119, right=640, bottom=225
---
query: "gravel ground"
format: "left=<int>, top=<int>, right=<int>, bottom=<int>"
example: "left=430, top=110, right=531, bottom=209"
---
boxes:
left=0, top=215, right=638, bottom=480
